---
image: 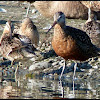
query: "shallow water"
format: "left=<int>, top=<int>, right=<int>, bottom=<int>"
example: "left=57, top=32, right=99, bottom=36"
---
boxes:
left=0, top=73, right=99, bottom=99
left=0, top=1, right=99, bottom=99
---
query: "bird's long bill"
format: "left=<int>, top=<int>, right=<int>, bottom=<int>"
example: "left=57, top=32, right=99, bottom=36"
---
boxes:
left=46, top=21, right=57, bottom=34
left=10, top=27, right=13, bottom=40
left=10, top=31, right=12, bottom=39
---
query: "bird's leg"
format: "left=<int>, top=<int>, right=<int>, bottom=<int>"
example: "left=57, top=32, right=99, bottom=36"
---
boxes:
left=73, top=62, right=77, bottom=80
left=88, top=7, right=91, bottom=21
left=60, top=60, right=66, bottom=80
left=10, top=61, right=15, bottom=78
left=26, top=2, right=31, bottom=17
left=72, top=62, right=77, bottom=95
left=88, top=1, right=92, bottom=21
left=72, top=78, right=75, bottom=95
left=15, top=63, right=19, bottom=80
left=59, top=80, right=64, bottom=98
left=11, top=61, right=14, bottom=67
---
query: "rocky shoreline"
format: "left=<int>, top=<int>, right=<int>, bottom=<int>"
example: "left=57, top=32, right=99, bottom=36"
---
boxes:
left=1, top=33, right=100, bottom=81
left=0, top=1, right=99, bottom=81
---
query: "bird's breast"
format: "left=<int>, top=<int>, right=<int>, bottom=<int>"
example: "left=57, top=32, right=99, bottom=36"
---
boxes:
left=52, top=30, right=79, bottom=60
left=52, top=25, right=89, bottom=61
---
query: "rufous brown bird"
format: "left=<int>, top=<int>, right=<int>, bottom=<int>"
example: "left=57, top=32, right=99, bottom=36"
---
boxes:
left=46, top=11, right=100, bottom=80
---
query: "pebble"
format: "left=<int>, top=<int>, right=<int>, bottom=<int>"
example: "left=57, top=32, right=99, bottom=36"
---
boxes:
left=0, top=2, right=99, bottom=80
left=32, top=9, right=38, bottom=14
left=92, top=65, right=98, bottom=69
left=52, top=62, right=59, bottom=66
left=97, top=57, right=100, bottom=62
left=29, top=61, right=52, bottom=71
left=0, top=8, right=7, bottom=12
left=88, top=69, right=94, bottom=75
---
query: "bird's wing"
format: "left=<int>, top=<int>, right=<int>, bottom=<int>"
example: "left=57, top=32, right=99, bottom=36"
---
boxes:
left=65, top=26, right=93, bottom=46
left=13, top=33, right=38, bottom=53
left=64, top=26, right=99, bottom=57
left=0, top=36, right=23, bottom=57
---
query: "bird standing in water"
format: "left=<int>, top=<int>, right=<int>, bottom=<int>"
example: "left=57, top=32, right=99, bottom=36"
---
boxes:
left=81, top=1, right=100, bottom=12
left=46, top=12, right=100, bottom=80
left=18, top=1, right=35, bottom=17
left=83, top=2, right=100, bottom=48
left=18, top=17, right=39, bottom=48
left=0, top=20, right=38, bottom=77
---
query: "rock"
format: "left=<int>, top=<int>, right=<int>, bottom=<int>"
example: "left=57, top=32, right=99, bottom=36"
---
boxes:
left=88, top=69, right=94, bottom=75
left=32, top=9, right=38, bottom=14
left=92, top=65, right=98, bottom=69
left=52, top=62, right=59, bottom=66
left=29, top=61, right=53, bottom=71
left=0, top=8, right=7, bottom=13
left=59, top=60, right=64, bottom=66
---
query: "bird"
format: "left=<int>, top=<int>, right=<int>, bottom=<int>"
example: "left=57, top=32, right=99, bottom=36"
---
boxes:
left=0, top=20, right=38, bottom=77
left=33, top=1, right=88, bottom=19
left=18, top=17, right=39, bottom=48
left=83, top=4, right=100, bottom=48
left=18, top=1, right=35, bottom=17
left=46, top=11, right=100, bottom=80
left=81, top=1, right=100, bottom=12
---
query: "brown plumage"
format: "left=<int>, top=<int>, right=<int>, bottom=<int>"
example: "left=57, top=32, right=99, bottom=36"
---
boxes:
left=46, top=12, right=100, bottom=79
left=83, top=7, right=100, bottom=48
left=81, top=1, right=100, bottom=11
left=0, top=20, right=38, bottom=76
left=33, top=1, right=88, bottom=19
left=18, top=17, right=39, bottom=47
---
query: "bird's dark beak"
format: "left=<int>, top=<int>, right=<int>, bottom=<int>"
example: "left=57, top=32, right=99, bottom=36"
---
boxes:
left=10, top=25, right=13, bottom=40
left=10, top=32, right=12, bottom=40
left=46, top=21, right=57, bottom=34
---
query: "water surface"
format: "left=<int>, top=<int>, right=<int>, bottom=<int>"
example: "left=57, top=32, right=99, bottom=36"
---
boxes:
left=0, top=1, right=99, bottom=99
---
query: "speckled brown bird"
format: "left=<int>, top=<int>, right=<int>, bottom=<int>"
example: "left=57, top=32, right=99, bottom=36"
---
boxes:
left=0, top=20, right=38, bottom=76
left=83, top=7, right=100, bottom=48
left=81, top=1, right=100, bottom=11
left=18, top=17, right=39, bottom=47
left=46, top=12, right=100, bottom=80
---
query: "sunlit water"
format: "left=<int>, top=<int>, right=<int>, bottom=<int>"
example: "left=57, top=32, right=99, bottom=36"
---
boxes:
left=0, top=1, right=99, bottom=99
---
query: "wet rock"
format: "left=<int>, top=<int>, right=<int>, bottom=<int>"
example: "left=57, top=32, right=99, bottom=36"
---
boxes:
left=0, top=8, right=7, bottom=13
left=88, top=69, right=95, bottom=76
left=29, top=60, right=53, bottom=71
left=41, top=49, right=57, bottom=59
left=32, top=9, right=38, bottom=14
left=92, top=65, right=98, bottom=69
left=0, top=20, right=6, bottom=24
left=0, top=1, right=99, bottom=81
left=0, top=60, right=17, bottom=67
left=79, top=62, right=92, bottom=69
left=52, top=62, right=59, bottom=66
